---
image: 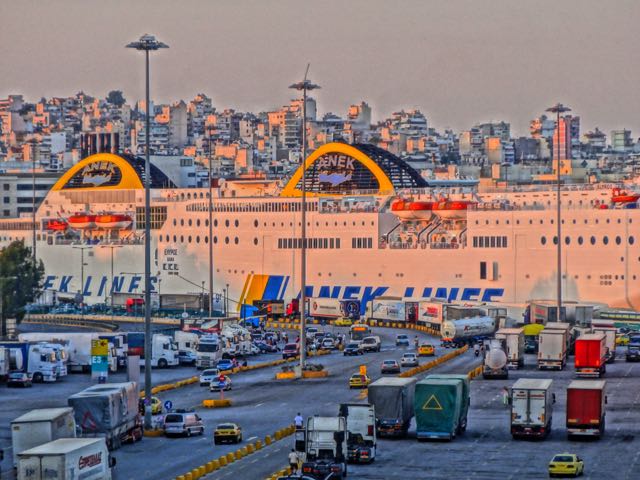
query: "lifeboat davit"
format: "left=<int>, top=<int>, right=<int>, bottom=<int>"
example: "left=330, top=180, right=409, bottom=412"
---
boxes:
left=68, top=214, right=96, bottom=229
left=611, top=187, right=640, bottom=204
left=432, top=200, right=476, bottom=220
left=95, top=214, right=132, bottom=229
left=391, top=199, right=434, bottom=221
left=45, top=219, right=68, bottom=231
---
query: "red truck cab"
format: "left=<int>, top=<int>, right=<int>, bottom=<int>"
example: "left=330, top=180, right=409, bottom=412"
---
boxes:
left=566, top=379, right=607, bottom=438
left=574, top=333, right=607, bottom=378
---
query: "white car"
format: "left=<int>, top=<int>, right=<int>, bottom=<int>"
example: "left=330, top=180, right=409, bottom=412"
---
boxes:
left=321, top=338, right=336, bottom=350
left=400, top=353, right=419, bottom=367
left=199, top=368, right=220, bottom=386
left=210, top=375, right=233, bottom=391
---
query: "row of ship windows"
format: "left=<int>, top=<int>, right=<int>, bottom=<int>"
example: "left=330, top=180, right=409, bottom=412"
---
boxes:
left=540, top=235, right=636, bottom=246
left=187, top=201, right=319, bottom=213
left=278, top=238, right=342, bottom=249
left=171, top=218, right=377, bottom=228
left=475, top=218, right=633, bottom=226
left=472, top=236, right=509, bottom=248
left=161, top=234, right=259, bottom=246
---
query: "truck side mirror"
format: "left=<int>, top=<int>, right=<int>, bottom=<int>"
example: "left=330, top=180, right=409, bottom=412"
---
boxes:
left=109, top=456, right=117, bottom=468
left=552, top=393, right=556, bottom=404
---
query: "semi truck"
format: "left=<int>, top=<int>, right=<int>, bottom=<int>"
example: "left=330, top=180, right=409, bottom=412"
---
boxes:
left=195, top=334, right=221, bottom=369
left=537, top=329, right=567, bottom=370
left=426, top=374, right=470, bottom=433
left=68, top=382, right=143, bottom=450
left=309, top=298, right=361, bottom=321
left=414, top=378, right=463, bottom=440
left=441, top=316, right=497, bottom=346
left=300, top=416, right=348, bottom=479
left=368, top=377, right=416, bottom=437
left=17, top=438, right=115, bottom=480
left=18, top=333, right=118, bottom=373
left=338, top=403, right=376, bottom=464
left=97, top=334, right=128, bottom=369
left=543, top=322, right=572, bottom=354
left=510, top=378, right=555, bottom=439
left=11, top=408, right=77, bottom=467
left=482, top=339, right=509, bottom=379
left=0, top=341, right=58, bottom=382
left=174, top=331, right=199, bottom=365
left=495, top=327, right=525, bottom=369
left=566, top=380, right=607, bottom=439
left=574, top=333, right=607, bottom=378
left=593, top=327, right=616, bottom=363
left=127, top=333, right=178, bottom=368
left=365, top=297, right=405, bottom=323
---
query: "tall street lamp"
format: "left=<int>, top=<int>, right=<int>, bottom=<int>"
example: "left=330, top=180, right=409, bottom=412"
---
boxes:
left=546, top=103, right=571, bottom=322
left=207, top=124, right=215, bottom=317
left=30, top=138, right=37, bottom=261
left=126, top=34, right=168, bottom=429
left=100, top=245, right=122, bottom=316
left=289, top=66, right=320, bottom=371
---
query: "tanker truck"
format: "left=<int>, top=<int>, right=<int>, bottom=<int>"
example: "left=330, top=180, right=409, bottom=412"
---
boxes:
left=482, top=339, right=509, bottom=379
left=441, top=316, right=497, bottom=348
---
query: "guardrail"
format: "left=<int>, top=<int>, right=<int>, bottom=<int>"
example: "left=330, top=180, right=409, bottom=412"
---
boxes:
left=266, top=317, right=440, bottom=336
left=22, top=315, right=120, bottom=332
left=173, top=425, right=297, bottom=480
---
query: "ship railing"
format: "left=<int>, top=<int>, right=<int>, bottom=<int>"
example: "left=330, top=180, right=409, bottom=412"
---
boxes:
left=51, top=237, right=144, bottom=246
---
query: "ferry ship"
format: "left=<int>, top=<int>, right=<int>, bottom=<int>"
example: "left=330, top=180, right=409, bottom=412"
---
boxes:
left=0, top=142, right=638, bottom=312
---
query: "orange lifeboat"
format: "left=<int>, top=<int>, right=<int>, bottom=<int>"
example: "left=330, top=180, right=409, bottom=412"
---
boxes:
left=95, top=214, right=132, bottom=229
left=432, top=200, right=476, bottom=220
left=68, top=214, right=96, bottom=229
left=391, top=199, right=434, bottom=221
left=612, top=187, right=640, bottom=204
left=45, top=219, right=68, bottom=231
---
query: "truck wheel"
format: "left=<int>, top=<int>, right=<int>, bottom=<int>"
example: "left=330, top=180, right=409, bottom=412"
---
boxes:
left=158, top=358, right=168, bottom=369
left=32, top=372, right=44, bottom=383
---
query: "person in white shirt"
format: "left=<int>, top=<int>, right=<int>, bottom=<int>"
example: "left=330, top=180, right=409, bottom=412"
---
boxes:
left=294, top=413, right=304, bottom=429
left=288, top=449, right=299, bottom=473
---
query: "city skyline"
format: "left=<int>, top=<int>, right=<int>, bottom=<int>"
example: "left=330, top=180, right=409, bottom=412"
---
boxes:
left=2, top=0, right=639, bottom=136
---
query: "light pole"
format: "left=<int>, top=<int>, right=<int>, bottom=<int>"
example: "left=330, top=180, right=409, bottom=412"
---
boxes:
left=126, top=34, right=168, bottom=429
left=289, top=66, right=320, bottom=370
left=30, top=139, right=37, bottom=261
left=546, top=103, right=571, bottom=322
left=207, top=125, right=214, bottom=317
left=100, top=245, right=122, bottom=315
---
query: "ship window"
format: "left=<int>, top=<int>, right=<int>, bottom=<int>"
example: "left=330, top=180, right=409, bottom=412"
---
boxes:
left=490, top=237, right=496, bottom=248
left=541, top=236, right=546, bottom=245
left=496, top=236, right=502, bottom=248
left=225, top=237, right=229, bottom=244
left=196, top=219, right=200, bottom=227
left=173, top=235, right=177, bottom=242
left=337, top=238, right=341, bottom=248
left=235, top=220, right=239, bottom=227
left=330, top=238, right=335, bottom=249
left=254, top=220, right=258, bottom=227
left=254, top=238, right=258, bottom=246
left=615, top=236, right=621, bottom=245
left=553, top=236, right=558, bottom=245
left=205, top=220, right=209, bottom=227
left=205, top=236, right=208, bottom=244
left=234, top=237, right=239, bottom=245
left=180, top=235, right=184, bottom=243
left=196, top=236, right=200, bottom=243
left=188, top=219, right=192, bottom=226
left=180, top=219, right=184, bottom=226
left=603, top=236, right=609, bottom=245
left=565, top=236, right=570, bottom=245
left=578, top=236, right=583, bottom=245
left=473, top=237, right=478, bottom=248
left=214, top=220, right=218, bottom=227
left=591, top=236, right=596, bottom=245
left=225, top=219, right=230, bottom=227
left=187, top=235, right=191, bottom=243
left=173, top=219, right=176, bottom=226
left=629, top=236, right=635, bottom=245
left=213, top=236, right=218, bottom=244
left=480, top=261, right=487, bottom=280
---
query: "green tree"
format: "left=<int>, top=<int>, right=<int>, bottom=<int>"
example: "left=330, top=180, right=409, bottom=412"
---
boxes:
left=0, top=240, right=44, bottom=336
left=106, top=90, right=126, bottom=107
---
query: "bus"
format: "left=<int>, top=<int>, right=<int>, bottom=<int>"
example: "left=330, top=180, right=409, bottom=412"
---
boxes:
left=350, top=324, right=372, bottom=342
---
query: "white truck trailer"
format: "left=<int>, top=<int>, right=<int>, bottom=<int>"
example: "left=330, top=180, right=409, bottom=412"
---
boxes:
left=495, top=327, right=525, bottom=369
left=537, top=329, right=567, bottom=370
left=510, top=378, right=555, bottom=439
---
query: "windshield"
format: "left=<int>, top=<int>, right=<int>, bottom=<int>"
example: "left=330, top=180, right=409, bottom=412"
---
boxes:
left=202, top=369, right=218, bottom=376
left=217, top=424, right=235, bottom=430
left=553, top=456, right=574, bottom=463
left=197, top=343, right=219, bottom=353
left=164, top=414, right=184, bottom=423
left=346, top=343, right=358, bottom=348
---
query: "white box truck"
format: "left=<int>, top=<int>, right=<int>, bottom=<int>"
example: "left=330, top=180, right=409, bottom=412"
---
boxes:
left=338, top=403, right=376, bottom=464
left=593, top=327, right=616, bottom=363
left=510, top=378, right=555, bottom=439
left=301, top=416, right=348, bottom=479
left=17, top=438, right=115, bottom=480
left=11, top=408, right=77, bottom=467
left=537, top=330, right=567, bottom=370
left=495, top=327, right=525, bottom=369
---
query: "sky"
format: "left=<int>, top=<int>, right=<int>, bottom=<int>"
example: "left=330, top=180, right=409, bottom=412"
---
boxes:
left=1, top=0, right=639, bottom=136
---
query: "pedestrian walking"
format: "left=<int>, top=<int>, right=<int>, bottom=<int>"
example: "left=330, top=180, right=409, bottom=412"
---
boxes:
left=502, top=386, right=511, bottom=406
left=288, top=449, right=299, bottom=473
left=294, top=412, right=304, bottom=429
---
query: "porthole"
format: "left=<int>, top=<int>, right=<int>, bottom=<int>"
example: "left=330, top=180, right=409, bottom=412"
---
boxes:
left=173, top=235, right=177, bottom=242
left=578, top=236, right=583, bottom=245
left=173, top=219, right=177, bottom=226
left=615, top=236, right=621, bottom=245
left=213, top=236, right=218, bottom=244
left=565, top=236, right=570, bottom=245
left=180, top=219, right=184, bottom=226
left=234, top=237, right=239, bottom=245
left=196, top=236, right=200, bottom=243
left=590, top=236, right=596, bottom=245
left=630, top=236, right=635, bottom=245
left=196, top=219, right=200, bottom=227
left=205, top=220, right=209, bottom=227
left=225, top=237, right=229, bottom=244
left=180, top=235, right=184, bottom=243
left=225, top=219, right=230, bottom=227
left=188, top=235, right=192, bottom=243
left=188, top=219, right=192, bottom=227
left=254, top=220, right=258, bottom=227
left=214, top=220, right=218, bottom=227
left=205, top=236, right=209, bottom=244
left=603, top=236, right=609, bottom=245
left=235, top=220, right=239, bottom=227
left=253, top=238, right=258, bottom=245
left=553, top=236, right=558, bottom=245
left=541, top=236, right=547, bottom=246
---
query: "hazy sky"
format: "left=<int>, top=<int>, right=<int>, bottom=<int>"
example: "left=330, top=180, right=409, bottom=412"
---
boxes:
left=1, top=0, right=639, bottom=136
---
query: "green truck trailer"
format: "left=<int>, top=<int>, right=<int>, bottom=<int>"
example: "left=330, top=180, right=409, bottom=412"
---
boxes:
left=426, top=374, right=470, bottom=433
left=415, top=378, right=463, bottom=440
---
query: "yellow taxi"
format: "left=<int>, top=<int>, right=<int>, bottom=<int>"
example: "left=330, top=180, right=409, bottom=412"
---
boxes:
left=418, top=343, right=435, bottom=356
left=335, top=318, right=353, bottom=327
left=548, top=453, right=584, bottom=478
left=213, top=423, right=242, bottom=444
left=349, top=373, right=371, bottom=389
left=616, top=334, right=630, bottom=346
left=138, top=396, right=163, bottom=415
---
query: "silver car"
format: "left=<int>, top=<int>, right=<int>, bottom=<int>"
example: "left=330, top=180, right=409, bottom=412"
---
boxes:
left=400, top=353, right=419, bottom=367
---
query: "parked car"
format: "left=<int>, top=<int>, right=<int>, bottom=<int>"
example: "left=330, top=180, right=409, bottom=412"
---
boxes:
left=335, top=318, right=353, bottom=327
left=217, top=359, right=234, bottom=371
left=548, top=453, right=584, bottom=478
left=164, top=410, right=204, bottom=437
left=396, top=334, right=410, bottom=347
left=255, top=342, right=279, bottom=353
left=400, top=353, right=419, bottom=367
left=282, top=343, right=300, bottom=359
left=199, top=368, right=220, bottom=386
left=343, top=343, right=364, bottom=356
left=209, top=375, right=233, bottom=392
left=6, top=371, right=32, bottom=388
left=214, top=423, right=242, bottom=444
left=626, top=346, right=640, bottom=362
left=349, top=373, right=371, bottom=389
left=381, top=359, right=400, bottom=374
left=321, top=338, right=336, bottom=350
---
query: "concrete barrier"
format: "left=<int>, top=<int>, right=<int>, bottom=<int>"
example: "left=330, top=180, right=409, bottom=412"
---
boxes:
left=143, top=429, right=164, bottom=437
left=301, top=369, right=329, bottom=379
left=202, top=398, right=232, bottom=408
